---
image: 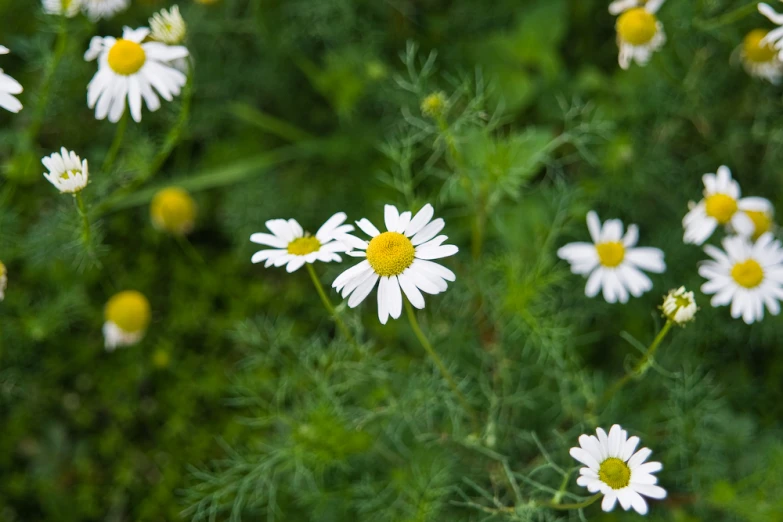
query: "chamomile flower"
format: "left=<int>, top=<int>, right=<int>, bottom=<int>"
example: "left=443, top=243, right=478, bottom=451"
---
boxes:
left=739, top=29, right=783, bottom=83
left=699, top=233, right=783, bottom=324
left=609, top=0, right=667, bottom=70
left=85, top=27, right=189, bottom=123
left=0, top=262, right=6, bottom=301
left=81, top=0, right=129, bottom=21
left=758, top=2, right=783, bottom=51
left=743, top=206, right=776, bottom=240
left=557, top=211, right=666, bottom=304
left=332, top=204, right=458, bottom=325
left=250, top=212, right=355, bottom=273
left=150, top=5, right=186, bottom=45
left=571, top=424, right=666, bottom=515
left=661, top=286, right=697, bottom=325
left=0, top=46, right=23, bottom=114
left=42, top=147, right=89, bottom=194
left=682, top=166, right=771, bottom=245
left=103, top=290, right=151, bottom=350
left=150, top=187, right=196, bottom=235
left=42, top=0, right=82, bottom=17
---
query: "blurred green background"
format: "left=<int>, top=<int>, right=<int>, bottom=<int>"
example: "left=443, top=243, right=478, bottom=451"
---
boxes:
left=1, top=0, right=782, bottom=520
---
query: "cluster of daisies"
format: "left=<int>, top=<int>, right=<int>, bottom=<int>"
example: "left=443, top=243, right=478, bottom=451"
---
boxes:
left=558, top=166, right=782, bottom=325
left=608, top=0, right=783, bottom=84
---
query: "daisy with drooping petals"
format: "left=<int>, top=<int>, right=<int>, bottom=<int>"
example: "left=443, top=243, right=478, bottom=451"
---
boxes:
left=571, top=424, right=666, bottom=515
left=699, top=233, right=783, bottom=324
left=609, top=0, right=666, bottom=70
left=42, top=148, right=89, bottom=194
left=42, top=0, right=82, bottom=17
left=250, top=212, right=355, bottom=273
left=81, top=0, right=128, bottom=20
left=558, top=211, right=665, bottom=304
left=103, top=290, right=151, bottom=350
left=150, top=5, right=187, bottom=45
left=661, top=286, right=697, bottom=325
left=682, top=166, right=771, bottom=245
left=85, top=27, right=189, bottom=123
left=332, top=204, right=458, bottom=325
left=739, top=29, right=783, bottom=83
left=0, top=46, right=23, bottom=114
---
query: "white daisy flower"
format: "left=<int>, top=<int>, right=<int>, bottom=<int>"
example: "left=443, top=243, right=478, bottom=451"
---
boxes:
left=332, top=204, right=458, bottom=325
left=557, top=211, right=666, bottom=304
left=150, top=5, right=187, bottom=45
left=739, top=28, right=783, bottom=83
left=42, top=0, right=82, bottom=17
left=0, top=46, right=23, bottom=114
left=661, top=286, right=697, bottom=325
left=699, top=233, right=783, bottom=324
left=85, top=27, right=189, bottom=123
left=0, top=262, right=6, bottom=301
left=81, top=0, right=129, bottom=21
left=250, top=212, right=355, bottom=273
left=103, top=290, right=151, bottom=351
left=571, top=424, right=666, bottom=515
left=42, top=147, right=89, bottom=194
left=759, top=2, right=783, bottom=52
left=682, top=166, right=770, bottom=245
left=610, top=0, right=666, bottom=70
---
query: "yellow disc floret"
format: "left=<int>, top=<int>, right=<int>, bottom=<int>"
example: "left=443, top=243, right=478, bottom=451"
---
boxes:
left=704, top=194, right=738, bottom=224
left=287, top=236, right=321, bottom=256
left=743, top=29, right=777, bottom=64
left=599, top=457, right=631, bottom=490
left=616, top=8, right=658, bottom=46
left=421, top=92, right=448, bottom=118
left=107, top=39, right=147, bottom=75
left=731, top=259, right=764, bottom=289
left=596, top=241, right=625, bottom=268
left=366, top=231, right=416, bottom=277
left=105, top=290, right=151, bottom=334
left=150, top=187, right=197, bottom=235
left=745, top=210, right=773, bottom=239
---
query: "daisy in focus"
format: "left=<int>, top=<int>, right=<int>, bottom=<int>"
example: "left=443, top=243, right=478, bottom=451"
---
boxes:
left=661, top=286, right=697, bottom=325
left=682, top=166, right=771, bottom=245
left=557, top=211, right=665, bottom=304
left=150, top=5, right=187, bottom=45
left=699, top=233, right=783, bottom=324
left=333, top=204, right=458, bottom=325
left=150, top=187, right=196, bottom=235
left=0, top=46, right=23, bottom=113
left=609, top=0, right=666, bottom=70
left=571, top=424, right=666, bottom=514
left=103, top=290, right=151, bottom=350
left=250, top=212, right=355, bottom=273
left=42, top=0, right=82, bottom=17
left=0, top=262, right=6, bottom=301
left=739, top=29, right=783, bottom=83
left=81, top=0, right=129, bottom=21
left=42, top=148, right=89, bottom=194
left=85, top=27, right=189, bottom=123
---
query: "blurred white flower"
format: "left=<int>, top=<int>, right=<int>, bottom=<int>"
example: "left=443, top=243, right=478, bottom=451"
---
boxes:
left=84, top=27, right=189, bottom=123
left=758, top=2, right=783, bottom=53
left=150, top=5, right=187, bottom=45
left=699, top=233, right=783, bottom=324
left=103, top=290, right=151, bottom=351
left=42, top=0, right=82, bottom=17
left=42, top=147, right=89, bottom=194
left=739, top=29, right=783, bottom=83
left=81, top=0, right=129, bottom=21
left=0, top=46, right=23, bottom=113
left=682, top=166, right=771, bottom=245
left=250, top=212, right=354, bottom=272
left=333, top=204, right=458, bottom=325
left=610, top=0, right=666, bottom=69
left=558, top=211, right=665, bottom=304
left=661, top=286, right=697, bottom=325
left=571, top=424, right=666, bottom=515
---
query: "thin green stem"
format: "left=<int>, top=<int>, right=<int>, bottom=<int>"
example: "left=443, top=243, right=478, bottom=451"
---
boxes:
left=102, top=112, right=128, bottom=173
left=693, top=2, right=758, bottom=32
left=599, top=320, right=674, bottom=408
left=550, top=469, right=573, bottom=505
left=306, top=263, right=354, bottom=343
left=542, top=493, right=602, bottom=511
left=27, top=17, right=68, bottom=145
left=73, top=191, right=95, bottom=261
left=404, top=299, right=478, bottom=427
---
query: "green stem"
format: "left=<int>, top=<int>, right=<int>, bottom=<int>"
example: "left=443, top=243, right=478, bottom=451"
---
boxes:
left=102, top=112, right=128, bottom=173
left=404, top=299, right=478, bottom=427
left=550, top=470, right=573, bottom=504
left=599, top=320, right=674, bottom=408
left=74, top=192, right=92, bottom=249
left=693, top=2, right=758, bottom=31
left=306, top=263, right=354, bottom=342
left=27, top=17, right=68, bottom=145
left=542, top=493, right=602, bottom=511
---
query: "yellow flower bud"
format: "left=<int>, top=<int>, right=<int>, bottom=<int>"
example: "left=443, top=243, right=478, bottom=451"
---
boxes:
left=150, top=187, right=197, bottom=235
left=103, top=290, right=151, bottom=350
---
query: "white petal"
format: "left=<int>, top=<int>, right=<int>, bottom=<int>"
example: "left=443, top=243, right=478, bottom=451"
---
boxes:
left=384, top=204, right=400, bottom=232
left=286, top=257, right=306, bottom=273
left=347, top=273, right=379, bottom=308
left=395, top=211, right=412, bottom=233
left=250, top=233, right=288, bottom=248
left=356, top=218, right=381, bottom=238
left=405, top=204, right=434, bottom=236
left=315, top=212, right=348, bottom=241
left=586, top=211, right=601, bottom=243
left=398, top=271, right=425, bottom=309
left=387, top=276, right=403, bottom=319
left=377, top=276, right=390, bottom=324
left=411, top=218, right=445, bottom=246
left=601, top=492, right=618, bottom=512
left=266, top=219, right=295, bottom=242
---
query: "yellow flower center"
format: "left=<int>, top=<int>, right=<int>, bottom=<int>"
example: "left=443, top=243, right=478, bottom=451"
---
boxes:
left=743, top=29, right=777, bottom=64
left=704, top=193, right=738, bottom=224
left=745, top=210, right=773, bottom=239
left=421, top=92, right=447, bottom=118
left=595, top=241, right=625, bottom=268
left=731, top=259, right=764, bottom=289
left=599, top=457, right=631, bottom=490
left=60, top=169, right=80, bottom=181
left=105, top=290, right=151, bottom=334
left=287, top=236, right=321, bottom=256
left=150, top=187, right=197, bottom=235
left=616, top=8, right=658, bottom=46
left=107, top=39, right=146, bottom=75
left=366, top=231, right=416, bottom=277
